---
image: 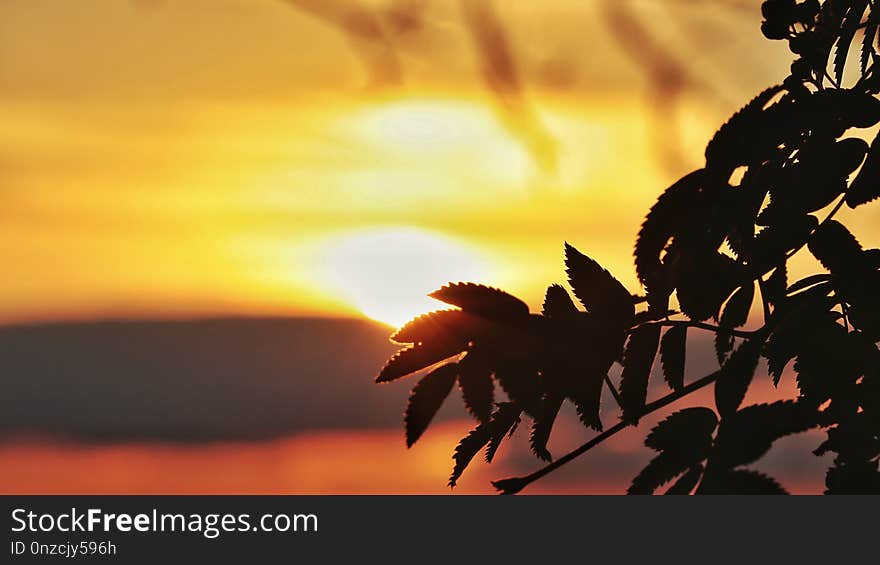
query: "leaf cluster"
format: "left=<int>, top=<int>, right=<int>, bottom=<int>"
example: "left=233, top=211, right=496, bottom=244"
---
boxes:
left=375, top=1, right=880, bottom=494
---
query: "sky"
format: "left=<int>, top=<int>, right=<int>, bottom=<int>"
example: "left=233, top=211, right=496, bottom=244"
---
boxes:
left=4, top=0, right=860, bottom=327
left=1, top=0, right=877, bottom=494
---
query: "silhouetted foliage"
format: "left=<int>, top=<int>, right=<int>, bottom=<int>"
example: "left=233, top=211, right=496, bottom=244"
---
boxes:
left=376, top=0, right=880, bottom=494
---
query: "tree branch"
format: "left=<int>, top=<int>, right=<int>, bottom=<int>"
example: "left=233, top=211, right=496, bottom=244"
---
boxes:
left=492, top=369, right=721, bottom=494
left=628, top=319, right=754, bottom=338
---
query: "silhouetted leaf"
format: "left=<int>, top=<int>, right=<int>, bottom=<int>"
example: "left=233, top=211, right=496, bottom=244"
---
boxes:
left=715, top=336, right=764, bottom=417
left=808, top=220, right=863, bottom=275
left=449, top=425, right=492, bottom=488
left=529, top=394, right=563, bottom=462
left=494, top=363, right=541, bottom=416
left=833, top=1, right=868, bottom=87
left=391, top=309, right=475, bottom=345
left=676, top=251, right=742, bottom=322
left=646, top=407, right=718, bottom=454
left=405, top=363, right=459, bottom=447
left=765, top=264, right=787, bottom=309
left=660, top=326, right=687, bottom=391
left=484, top=402, right=522, bottom=463
left=628, top=450, right=705, bottom=495
left=565, top=243, right=634, bottom=325
left=542, top=284, right=579, bottom=318
left=705, top=85, right=785, bottom=175
left=807, top=88, right=880, bottom=129
left=825, top=459, right=880, bottom=494
left=764, top=138, right=866, bottom=216
left=712, top=400, right=817, bottom=468
left=766, top=286, right=837, bottom=385
left=429, top=283, right=529, bottom=319
left=620, top=325, right=661, bottom=421
left=635, top=170, right=705, bottom=302
left=751, top=214, right=818, bottom=270
left=786, top=273, right=831, bottom=295
left=569, top=372, right=605, bottom=432
left=664, top=465, right=703, bottom=495
left=862, top=24, right=877, bottom=75
left=699, top=469, right=788, bottom=494
left=715, top=283, right=755, bottom=364
left=376, top=341, right=464, bottom=383
left=847, top=130, right=880, bottom=207
left=449, top=402, right=522, bottom=487
left=457, top=351, right=494, bottom=423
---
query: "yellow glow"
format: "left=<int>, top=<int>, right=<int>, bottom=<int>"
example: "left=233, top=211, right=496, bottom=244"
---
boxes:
left=318, top=227, right=490, bottom=328
left=349, top=99, right=534, bottom=191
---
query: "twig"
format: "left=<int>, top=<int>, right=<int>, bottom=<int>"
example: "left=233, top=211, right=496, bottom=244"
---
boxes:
left=785, top=191, right=849, bottom=261
left=628, top=319, right=754, bottom=338
left=603, top=375, right=624, bottom=409
left=492, top=369, right=722, bottom=494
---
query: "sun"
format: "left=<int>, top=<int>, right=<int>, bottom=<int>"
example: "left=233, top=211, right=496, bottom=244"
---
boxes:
left=319, top=227, right=490, bottom=328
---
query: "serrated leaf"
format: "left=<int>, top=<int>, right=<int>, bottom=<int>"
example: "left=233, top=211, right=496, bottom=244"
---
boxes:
left=660, top=326, right=687, bottom=391
left=808, top=220, right=864, bottom=275
left=714, top=336, right=764, bottom=417
left=569, top=372, right=605, bottom=432
left=675, top=251, right=742, bottom=322
left=766, top=284, right=836, bottom=385
left=448, top=403, right=521, bottom=488
left=635, top=170, right=705, bottom=302
left=376, top=341, right=464, bottom=383
left=786, top=273, right=831, bottom=295
left=664, top=465, right=704, bottom=495
left=861, top=24, right=877, bottom=75
left=391, top=309, right=476, bottom=345
left=429, top=283, right=529, bottom=319
left=449, top=424, right=492, bottom=487
left=765, top=264, right=787, bottom=309
left=542, top=284, right=579, bottom=318
left=704, top=85, right=785, bottom=175
left=620, top=324, right=661, bottom=421
left=645, top=407, right=718, bottom=453
left=529, top=394, right=563, bottom=462
left=457, top=351, right=494, bottom=423
left=699, top=469, right=788, bottom=494
left=405, top=363, right=459, bottom=447
left=627, top=450, right=703, bottom=495
left=833, top=1, right=868, bottom=87
left=715, top=283, right=755, bottom=364
left=564, top=243, right=634, bottom=325
left=494, top=365, right=541, bottom=416
left=847, top=129, right=880, bottom=208
left=484, top=402, right=522, bottom=463
left=751, top=214, right=818, bottom=270
left=712, top=400, right=818, bottom=468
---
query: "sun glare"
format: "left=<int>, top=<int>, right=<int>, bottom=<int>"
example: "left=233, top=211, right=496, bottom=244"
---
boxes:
left=319, top=227, right=490, bottom=328
left=350, top=99, right=533, bottom=189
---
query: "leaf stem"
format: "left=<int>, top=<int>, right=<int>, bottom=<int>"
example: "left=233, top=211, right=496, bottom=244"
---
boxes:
left=785, top=191, right=848, bottom=261
left=757, top=276, right=772, bottom=324
left=628, top=319, right=754, bottom=338
left=603, top=375, right=624, bottom=409
left=492, top=369, right=721, bottom=494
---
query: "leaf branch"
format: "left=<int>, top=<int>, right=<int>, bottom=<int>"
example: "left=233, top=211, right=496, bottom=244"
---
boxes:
left=492, top=369, right=721, bottom=494
left=628, top=319, right=755, bottom=338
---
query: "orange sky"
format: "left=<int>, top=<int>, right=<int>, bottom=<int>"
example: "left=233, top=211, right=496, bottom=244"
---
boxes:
left=0, top=1, right=876, bottom=494
left=6, top=0, right=869, bottom=327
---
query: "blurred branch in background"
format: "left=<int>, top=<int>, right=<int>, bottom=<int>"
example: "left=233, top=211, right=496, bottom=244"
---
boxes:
left=458, top=0, right=558, bottom=175
left=280, top=0, right=558, bottom=176
left=273, top=0, right=770, bottom=179
left=283, top=0, right=414, bottom=86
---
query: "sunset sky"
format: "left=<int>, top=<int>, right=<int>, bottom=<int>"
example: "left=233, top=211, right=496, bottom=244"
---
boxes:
left=5, top=0, right=862, bottom=326
left=2, top=0, right=878, bottom=494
